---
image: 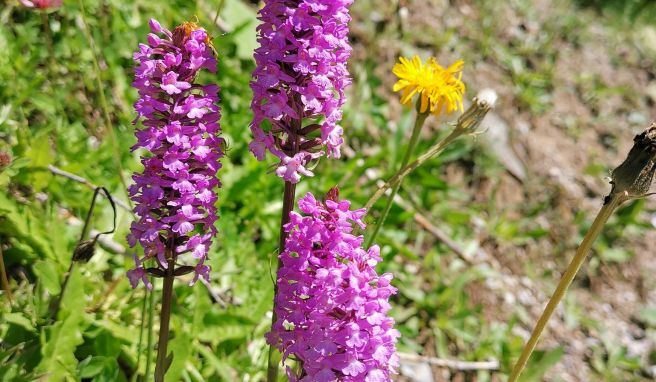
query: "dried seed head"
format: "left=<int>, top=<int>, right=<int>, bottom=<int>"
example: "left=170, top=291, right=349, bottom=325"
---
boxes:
left=610, top=123, right=656, bottom=199
left=456, top=89, right=496, bottom=134
left=72, top=239, right=97, bottom=263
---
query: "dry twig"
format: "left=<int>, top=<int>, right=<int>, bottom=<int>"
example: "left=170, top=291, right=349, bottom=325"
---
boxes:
left=399, top=352, right=499, bottom=371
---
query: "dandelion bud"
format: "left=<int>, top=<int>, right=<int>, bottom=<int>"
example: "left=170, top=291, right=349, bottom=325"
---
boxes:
left=610, top=123, right=656, bottom=199
left=268, top=191, right=400, bottom=381
left=127, top=19, right=223, bottom=288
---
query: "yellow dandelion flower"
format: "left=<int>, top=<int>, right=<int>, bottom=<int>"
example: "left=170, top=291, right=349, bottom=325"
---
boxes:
left=393, top=55, right=465, bottom=116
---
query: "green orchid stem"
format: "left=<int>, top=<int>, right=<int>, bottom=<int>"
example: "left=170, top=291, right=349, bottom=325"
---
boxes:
left=366, top=111, right=429, bottom=247
left=508, top=193, right=625, bottom=382
left=155, top=258, right=175, bottom=382
left=145, top=282, right=156, bottom=380
left=267, top=180, right=297, bottom=382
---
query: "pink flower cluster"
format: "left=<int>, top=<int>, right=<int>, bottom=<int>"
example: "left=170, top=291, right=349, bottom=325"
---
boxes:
left=126, top=20, right=223, bottom=288
left=267, top=191, right=400, bottom=381
left=249, top=0, right=354, bottom=183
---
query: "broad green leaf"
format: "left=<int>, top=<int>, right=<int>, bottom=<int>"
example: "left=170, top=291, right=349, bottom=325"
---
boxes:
left=221, top=0, right=257, bottom=59
left=58, top=266, right=86, bottom=321
left=4, top=313, right=35, bottom=332
left=165, top=332, right=192, bottom=382
left=33, top=260, right=61, bottom=295
left=194, top=342, right=238, bottom=381
left=0, top=192, right=56, bottom=261
left=78, top=356, right=109, bottom=378
left=37, top=314, right=85, bottom=381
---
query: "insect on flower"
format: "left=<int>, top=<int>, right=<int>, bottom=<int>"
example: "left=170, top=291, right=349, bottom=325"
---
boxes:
left=174, top=20, right=219, bottom=58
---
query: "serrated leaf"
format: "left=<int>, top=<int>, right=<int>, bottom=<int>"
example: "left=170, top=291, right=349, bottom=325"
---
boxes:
left=37, top=314, right=85, bottom=381
left=4, top=313, right=35, bottom=332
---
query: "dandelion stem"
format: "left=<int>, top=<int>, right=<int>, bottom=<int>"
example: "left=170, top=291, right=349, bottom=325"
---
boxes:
left=364, top=127, right=462, bottom=214
left=366, top=111, right=428, bottom=247
left=155, top=256, right=175, bottom=382
left=508, top=193, right=624, bottom=382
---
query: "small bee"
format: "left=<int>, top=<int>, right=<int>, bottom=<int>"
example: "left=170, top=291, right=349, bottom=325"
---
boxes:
left=173, top=19, right=219, bottom=58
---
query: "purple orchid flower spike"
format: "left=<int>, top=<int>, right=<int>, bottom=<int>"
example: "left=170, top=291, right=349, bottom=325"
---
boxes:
left=249, top=0, right=354, bottom=183
left=267, top=188, right=400, bottom=381
left=127, top=20, right=223, bottom=287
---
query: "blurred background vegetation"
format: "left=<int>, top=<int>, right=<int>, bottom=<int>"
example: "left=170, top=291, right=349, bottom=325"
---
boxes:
left=1, top=0, right=656, bottom=381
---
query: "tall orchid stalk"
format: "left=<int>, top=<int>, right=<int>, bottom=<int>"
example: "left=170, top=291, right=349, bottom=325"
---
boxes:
left=366, top=55, right=465, bottom=247
left=247, top=1, right=354, bottom=379
left=127, top=19, right=223, bottom=382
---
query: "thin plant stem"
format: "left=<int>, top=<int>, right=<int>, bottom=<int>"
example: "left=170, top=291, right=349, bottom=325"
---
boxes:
left=213, top=0, right=225, bottom=25
left=0, top=245, right=12, bottom=304
left=133, top=287, right=149, bottom=382
left=267, top=180, right=296, bottom=382
left=78, top=0, right=133, bottom=211
left=366, top=111, right=428, bottom=247
left=51, top=186, right=104, bottom=320
left=267, top=113, right=303, bottom=381
left=41, top=11, right=54, bottom=70
left=364, top=127, right=462, bottom=214
left=363, top=96, right=492, bottom=219
left=145, top=281, right=156, bottom=381
left=155, top=257, right=175, bottom=382
left=508, top=193, right=624, bottom=382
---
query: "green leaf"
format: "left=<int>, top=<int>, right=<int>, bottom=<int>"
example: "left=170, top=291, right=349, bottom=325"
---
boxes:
left=33, top=260, right=61, bottom=295
left=0, top=192, right=57, bottom=261
left=37, top=314, right=85, bottom=381
left=4, top=313, right=35, bottom=332
left=78, top=356, right=109, bottom=378
left=221, top=0, right=257, bottom=59
left=518, top=346, right=565, bottom=382
left=165, top=332, right=192, bottom=382
left=21, top=129, right=55, bottom=191
left=58, top=266, right=86, bottom=321
left=199, top=312, right=257, bottom=343
left=194, top=342, right=238, bottom=381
